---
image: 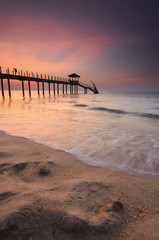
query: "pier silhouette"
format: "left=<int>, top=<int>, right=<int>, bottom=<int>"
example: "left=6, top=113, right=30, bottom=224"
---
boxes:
left=0, top=67, right=98, bottom=98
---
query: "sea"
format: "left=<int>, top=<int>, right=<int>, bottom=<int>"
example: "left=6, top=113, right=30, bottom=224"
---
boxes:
left=0, top=89, right=159, bottom=176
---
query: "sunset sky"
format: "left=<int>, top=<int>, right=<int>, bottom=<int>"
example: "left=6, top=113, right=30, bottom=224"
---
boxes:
left=1, top=0, right=159, bottom=90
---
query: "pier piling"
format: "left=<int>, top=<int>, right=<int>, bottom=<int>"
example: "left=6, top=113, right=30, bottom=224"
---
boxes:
left=8, top=79, right=11, bottom=97
left=84, top=88, right=87, bottom=94
left=37, top=82, right=40, bottom=95
left=48, top=83, right=50, bottom=95
left=66, top=84, right=67, bottom=94
left=57, top=84, right=59, bottom=94
left=53, top=83, right=55, bottom=94
left=62, top=84, right=64, bottom=94
left=28, top=81, right=31, bottom=97
left=42, top=82, right=45, bottom=96
left=70, top=84, right=72, bottom=94
left=74, top=85, right=77, bottom=94
left=1, top=78, right=4, bottom=98
left=22, top=80, right=25, bottom=97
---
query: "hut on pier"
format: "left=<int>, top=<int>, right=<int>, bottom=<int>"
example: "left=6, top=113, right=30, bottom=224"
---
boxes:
left=68, top=73, right=80, bottom=83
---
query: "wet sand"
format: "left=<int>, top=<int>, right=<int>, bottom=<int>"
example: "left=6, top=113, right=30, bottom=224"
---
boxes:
left=0, top=130, right=159, bottom=240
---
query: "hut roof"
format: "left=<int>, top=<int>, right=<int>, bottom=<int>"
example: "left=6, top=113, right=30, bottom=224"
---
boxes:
left=68, top=73, right=80, bottom=78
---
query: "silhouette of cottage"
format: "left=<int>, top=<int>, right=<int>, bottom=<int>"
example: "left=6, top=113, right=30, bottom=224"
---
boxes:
left=68, top=73, right=80, bottom=82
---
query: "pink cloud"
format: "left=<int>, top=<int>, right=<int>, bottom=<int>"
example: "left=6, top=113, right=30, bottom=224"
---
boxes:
left=1, top=9, right=156, bottom=89
left=1, top=10, right=146, bottom=65
left=0, top=12, right=113, bottom=75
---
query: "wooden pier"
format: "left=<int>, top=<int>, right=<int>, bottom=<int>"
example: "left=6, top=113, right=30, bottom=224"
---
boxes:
left=0, top=67, right=98, bottom=98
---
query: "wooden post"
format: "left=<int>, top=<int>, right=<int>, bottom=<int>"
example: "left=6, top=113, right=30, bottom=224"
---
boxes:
left=53, top=83, right=55, bottom=94
left=28, top=81, right=31, bottom=97
left=62, top=84, right=64, bottom=94
left=37, top=82, right=40, bottom=95
left=66, top=84, right=67, bottom=94
left=48, top=83, right=50, bottom=95
left=1, top=78, right=4, bottom=98
left=22, top=80, right=25, bottom=97
left=84, top=88, right=87, bottom=94
left=8, top=79, right=11, bottom=97
left=57, top=84, right=59, bottom=94
left=42, top=82, right=44, bottom=96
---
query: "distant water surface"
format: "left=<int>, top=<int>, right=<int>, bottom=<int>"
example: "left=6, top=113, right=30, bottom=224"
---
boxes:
left=0, top=90, right=159, bottom=176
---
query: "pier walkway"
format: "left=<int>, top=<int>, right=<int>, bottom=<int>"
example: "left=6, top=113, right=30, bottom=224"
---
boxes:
left=0, top=67, right=98, bottom=98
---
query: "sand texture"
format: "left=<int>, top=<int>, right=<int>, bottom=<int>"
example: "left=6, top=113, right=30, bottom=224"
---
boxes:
left=0, top=130, right=159, bottom=240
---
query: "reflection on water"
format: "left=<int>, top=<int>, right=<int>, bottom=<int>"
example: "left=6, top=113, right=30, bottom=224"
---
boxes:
left=0, top=90, right=159, bottom=176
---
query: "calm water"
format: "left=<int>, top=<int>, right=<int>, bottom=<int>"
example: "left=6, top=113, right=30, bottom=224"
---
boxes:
left=0, top=90, right=159, bottom=176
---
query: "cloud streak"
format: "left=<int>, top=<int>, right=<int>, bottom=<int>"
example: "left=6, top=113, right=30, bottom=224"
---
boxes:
left=1, top=0, right=159, bottom=90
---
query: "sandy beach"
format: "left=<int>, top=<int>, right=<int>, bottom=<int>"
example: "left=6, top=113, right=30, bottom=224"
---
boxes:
left=0, top=130, right=159, bottom=240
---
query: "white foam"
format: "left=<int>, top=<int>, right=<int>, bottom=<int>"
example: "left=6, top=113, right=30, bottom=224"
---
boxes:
left=0, top=90, right=159, bottom=176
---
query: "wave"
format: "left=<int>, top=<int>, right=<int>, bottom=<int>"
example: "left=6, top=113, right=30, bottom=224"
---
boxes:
left=89, top=107, right=159, bottom=119
left=137, top=113, right=159, bottom=119
left=74, top=104, right=88, bottom=107
left=89, top=107, right=127, bottom=114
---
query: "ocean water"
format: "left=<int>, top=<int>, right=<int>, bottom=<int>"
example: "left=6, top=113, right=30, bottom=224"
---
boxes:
left=0, top=90, right=159, bottom=176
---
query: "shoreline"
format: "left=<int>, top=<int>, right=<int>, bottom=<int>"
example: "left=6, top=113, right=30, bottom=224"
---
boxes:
left=1, top=129, right=158, bottom=178
left=0, top=130, right=159, bottom=239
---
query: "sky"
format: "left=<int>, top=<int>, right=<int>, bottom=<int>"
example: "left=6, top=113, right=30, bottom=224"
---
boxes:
left=0, top=0, right=159, bottom=90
